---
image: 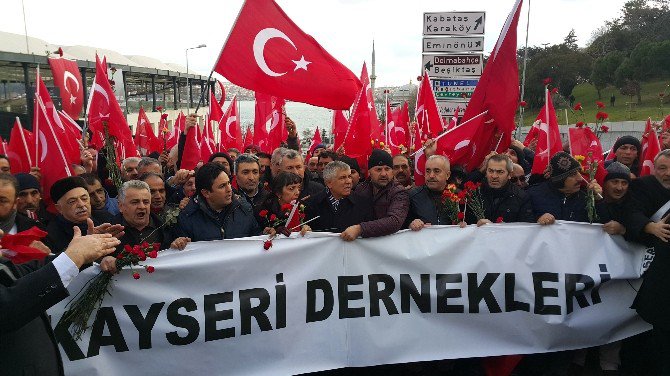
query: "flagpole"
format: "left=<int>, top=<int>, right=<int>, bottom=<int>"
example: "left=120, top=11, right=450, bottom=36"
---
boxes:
left=384, top=90, right=389, bottom=146
left=34, top=66, right=40, bottom=168
left=517, top=0, right=531, bottom=139
left=16, top=117, right=33, bottom=166
left=545, top=86, right=550, bottom=156
left=35, top=87, right=72, bottom=177
left=194, top=71, right=214, bottom=114
left=409, top=110, right=488, bottom=157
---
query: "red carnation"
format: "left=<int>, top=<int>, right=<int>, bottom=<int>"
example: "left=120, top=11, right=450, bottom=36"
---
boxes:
left=153, top=243, right=160, bottom=251
left=574, top=103, right=582, bottom=111
left=124, top=244, right=132, bottom=252
left=596, top=101, right=605, bottom=108
left=161, top=113, right=169, bottom=120
left=457, top=212, right=465, bottom=221
left=148, top=250, right=158, bottom=259
left=519, top=101, right=527, bottom=107
left=259, top=209, right=269, bottom=217
left=263, top=240, right=273, bottom=250
left=146, top=266, right=155, bottom=273
left=576, top=121, right=584, bottom=128
left=596, top=111, right=609, bottom=121
left=281, top=203, right=293, bottom=212
left=56, top=47, right=63, bottom=56
left=108, top=80, right=115, bottom=86
left=269, top=214, right=277, bottom=221
left=496, top=217, right=504, bottom=223
left=138, top=252, right=147, bottom=261
left=416, top=75, right=423, bottom=82
left=156, top=106, right=164, bottom=112
left=601, top=125, right=609, bottom=133
left=133, top=272, right=140, bottom=280
left=551, top=88, right=559, bottom=94
left=542, top=78, right=552, bottom=86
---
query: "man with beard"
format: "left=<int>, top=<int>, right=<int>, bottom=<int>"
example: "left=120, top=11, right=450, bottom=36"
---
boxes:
left=470, top=154, right=534, bottom=225
left=44, top=176, right=124, bottom=255
left=305, top=161, right=372, bottom=239
left=99, top=181, right=190, bottom=273
left=177, top=163, right=260, bottom=241
left=349, top=149, right=408, bottom=239
left=14, top=173, right=53, bottom=225
left=234, top=153, right=269, bottom=211
left=406, top=155, right=454, bottom=230
left=597, top=162, right=630, bottom=235
left=393, top=154, right=413, bottom=189
left=0, top=174, right=48, bottom=239
left=623, top=150, right=670, bottom=373
left=80, top=173, right=120, bottom=216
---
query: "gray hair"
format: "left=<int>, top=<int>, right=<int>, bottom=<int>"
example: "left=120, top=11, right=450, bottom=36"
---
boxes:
left=234, top=153, right=260, bottom=175
left=279, top=149, right=303, bottom=165
left=487, top=154, right=513, bottom=173
left=121, top=157, right=141, bottom=169
left=426, top=154, right=450, bottom=170
left=138, top=157, right=160, bottom=170
left=118, top=180, right=150, bottom=202
left=271, top=147, right=289, bottom=166
left=322, top=160, right=350, bottom=183
left=655, top=149, right=670, bottom=165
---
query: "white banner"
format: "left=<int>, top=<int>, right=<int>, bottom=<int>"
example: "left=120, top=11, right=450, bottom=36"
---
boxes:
left=49, top=222, right=651, bottom=376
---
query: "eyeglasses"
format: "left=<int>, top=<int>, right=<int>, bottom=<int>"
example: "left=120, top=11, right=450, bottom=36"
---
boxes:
left=510, top=176, right=526, bottom=183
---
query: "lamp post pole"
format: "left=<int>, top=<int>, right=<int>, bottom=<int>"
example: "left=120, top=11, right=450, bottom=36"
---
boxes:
left=185, top=44, right=206, bottom=113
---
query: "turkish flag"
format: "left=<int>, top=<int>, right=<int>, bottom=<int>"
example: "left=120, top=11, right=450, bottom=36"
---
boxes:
left=332, top=110, right=349, bottom=152
left=181, top=127, right=201, bottom=170
left=243, top=125, right=254, bottom=150
left=209, top=89, right=224, bottom=127
left=413, top=123, right=426, bottom=186
left=165, top=112, right=185, bottom=151
left=214, top=0, right=361, bottom=110
left=359, top=63, right=382, bottom=142
left=219, top=96, right=244, bottom=151
left=307, top=127, right=322, bottom=157
left=346, top=78, right=373, bottom=163
left=416, top=71, right=443, bottom=140
left=568, top=127, right=607, bottom=184
left=135, top=108, right=161, bottom=156
left=216, top=80, right=226, bottom=108
left=87, top=54, right=133, bottom=144
left=0, top=226, right=49, bottom=264
left=48, top=57, right=84, bottom=119
left=34, top=71, right=78, bottom=206
left=386, top=100, right=410, bottom=155
left=640, top=117, right=661, bottom=176
left=530, top=88, right=563, bottom=175
left=523, top=124, right=538, bottom=146
left=201, top=120, right=217, bottom=163
left=267, top=97, right=287, bottom=152
left=436, top=108, right=463, bottom=158
left=254, top=92, right=284, bottom=152
left=7, top=118, right=34, bottom=173
left=448, top=0, right=523, bottom=171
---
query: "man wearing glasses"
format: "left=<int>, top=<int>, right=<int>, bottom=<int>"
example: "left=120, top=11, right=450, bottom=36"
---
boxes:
left=510, top=163, right=528, bottom=189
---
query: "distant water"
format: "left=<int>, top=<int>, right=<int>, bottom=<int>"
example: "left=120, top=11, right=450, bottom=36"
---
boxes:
left=235, top=100, right=333, bottom=136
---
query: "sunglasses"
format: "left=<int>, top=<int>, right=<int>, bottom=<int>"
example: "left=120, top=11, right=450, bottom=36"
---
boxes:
left=510, top=176, right=526, bottom=183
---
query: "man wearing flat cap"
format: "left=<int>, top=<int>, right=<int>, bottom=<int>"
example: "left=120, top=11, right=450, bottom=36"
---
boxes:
left=527, top=152, right=602, bottom=224
left=345, top=149, right=409, bottom=240
left=44, top=176, right=124, bottom=255
left=605, top=135, right=641, bottom=177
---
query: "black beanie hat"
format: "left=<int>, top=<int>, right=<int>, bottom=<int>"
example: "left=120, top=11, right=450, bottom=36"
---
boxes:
left=15, top=173, right=40, bottom=192
left=367, top=149, right=393, bottom=169
left=549, top=152, right=581, bottom=181
left=612, top=136, right=641, bottom=154
left=50, top=176, right=88, bottom=203
left=339, top=155, right=361, bottom=174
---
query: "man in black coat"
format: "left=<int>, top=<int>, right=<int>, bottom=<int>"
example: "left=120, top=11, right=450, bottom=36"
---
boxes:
left=0, top=221, right=121, bottom=376
left=305, top=160, right=373, bottom=237
left=596, top=162, right=630, bottom=235
left=279, top=149, right=324, bottom=200
left=406, top=155, right=454, bottom=229
left=234, top=153, right=270, bottom=212
left=622, top=150, right=670, bottom=373
left=44, top=177, right=124, bottom=255
left=470, top=154, right=534, bottom=225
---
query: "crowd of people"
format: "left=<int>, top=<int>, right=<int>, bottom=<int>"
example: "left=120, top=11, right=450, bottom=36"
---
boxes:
left=2, top=111, right=670, bottom=376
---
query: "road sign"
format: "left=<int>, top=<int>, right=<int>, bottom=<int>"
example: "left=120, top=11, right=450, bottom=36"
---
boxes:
left=422, top=54, right=483, bottom=77
left=422, top=36, right=484, bottom=53
left=437, top=100, right=469, bottom=117
left=431, top=78, right=478, bottom=99
left=423, top=12, right=485, bottom=35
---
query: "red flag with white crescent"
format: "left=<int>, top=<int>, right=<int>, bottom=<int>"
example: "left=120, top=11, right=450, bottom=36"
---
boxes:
left=307, top=127, right=322, bottom=157
left=214, top=0, right=361, bottom=110
left=243, top=126, right=254, bottom=150
left=568, top=126, right=607, bottom=184
left=134, top=107, right=162, bottom=156
left=640, top=117, right=661, bottom=177
left=219, top=96, right=243, bottom=151
left=87, top=54, right=133, bottom=143
left=48, top=56, right=84, bottom=119
left=530, top=88, right=563, bottom=175
left=7, top=118, right=34, bottom=173
left=332, top=109, right=349, bottom=152
left=267, top=97, right=286, bottom=152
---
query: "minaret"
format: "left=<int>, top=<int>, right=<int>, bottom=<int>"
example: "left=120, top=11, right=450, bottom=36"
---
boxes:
left=370, top=40, right=376, bottom=92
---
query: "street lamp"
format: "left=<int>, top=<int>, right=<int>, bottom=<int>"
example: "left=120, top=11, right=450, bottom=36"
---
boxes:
left=185, top=44, right=206, bottom=111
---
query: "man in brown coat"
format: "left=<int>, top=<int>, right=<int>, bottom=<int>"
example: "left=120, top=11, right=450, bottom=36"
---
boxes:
left=342, top=149, right=409, bottom=240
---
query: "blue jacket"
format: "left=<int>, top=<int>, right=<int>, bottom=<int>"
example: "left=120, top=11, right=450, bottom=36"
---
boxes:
left=526, top=181, right=589, bottom=222
left=176, top=194, right=261, bottom=242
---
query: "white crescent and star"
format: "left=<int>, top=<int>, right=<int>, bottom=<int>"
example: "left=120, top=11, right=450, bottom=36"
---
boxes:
left=225, top=116, right=237, bottom=139
left=253, top=28, right=311, bottom=77
left=63, top=71, right=79, bottom=105
left=38, top=130, right=48, bottom=162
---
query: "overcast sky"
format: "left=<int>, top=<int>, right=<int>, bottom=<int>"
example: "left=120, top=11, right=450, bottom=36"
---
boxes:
left=5, top=0, right=628, bottom=86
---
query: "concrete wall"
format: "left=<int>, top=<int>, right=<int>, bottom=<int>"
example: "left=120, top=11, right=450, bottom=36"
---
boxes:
left=517, top=121, right=647, bottom=151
